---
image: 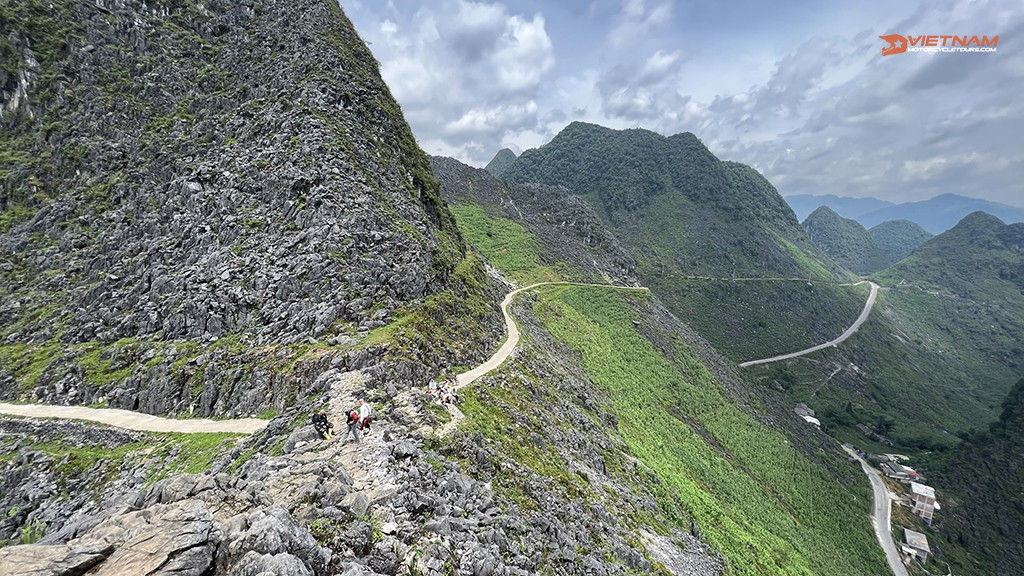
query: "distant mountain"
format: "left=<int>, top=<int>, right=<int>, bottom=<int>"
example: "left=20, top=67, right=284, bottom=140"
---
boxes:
left=875, top=211, right=1024, bottom=298
left=926, top=378, right=1024, bottom=576
left=501, top=122, right=862, bottom=361
left=858, top=194, right=1024, bottom=234
left=868, top=220, right=933, bottom=263
left=802, top=206, right=890, bottom=275
left=483, top=147, right=518, bottom=178
left=784, top=194, right=893, bottom=222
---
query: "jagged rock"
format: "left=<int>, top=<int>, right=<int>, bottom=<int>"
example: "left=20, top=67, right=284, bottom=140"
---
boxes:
left=227, top=550, right=313, bottom=576
left=392, top=440, right=418, bottom=459
left=340, top=492, right=371, bottom=519
left=0, top=500, right=217, bottom=576
left=0, top=542, right=112, bottom=576
left=220, top=506, right=329, bottom=576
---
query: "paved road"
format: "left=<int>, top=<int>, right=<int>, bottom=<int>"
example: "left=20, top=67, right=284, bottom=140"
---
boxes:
left=0, top=402, right=268, bottom=434
left=843, top=445, right=910, bottom=576
left=739, top=281, right=879, bottom=367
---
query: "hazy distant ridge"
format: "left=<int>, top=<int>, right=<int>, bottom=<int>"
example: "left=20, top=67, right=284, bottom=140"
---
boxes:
left=786, top=193, right=1024, bottom=234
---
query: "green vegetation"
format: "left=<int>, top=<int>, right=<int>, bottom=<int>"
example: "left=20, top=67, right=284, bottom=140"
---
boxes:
left=867, top=219, right=932, bottom=263
left=741, top=213, right=1024, bottom=458
left=360, top=251, right=499, bottom=365
left=0, top=204, right=36, bottom=233
left=921, top=378, right=1024, bottom=576
left=529, top=286, right=886, bottom=576
left=501, top=122, right=859, bottom=362
left=802, top=206, right=890, bottom=275
left=0, top=428, right=242, bottom=497
left=449, top=203, right=561, bottom=284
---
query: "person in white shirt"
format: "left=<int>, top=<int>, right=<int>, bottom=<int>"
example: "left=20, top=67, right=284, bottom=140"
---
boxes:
left=357, top=399, right=373, bottom=434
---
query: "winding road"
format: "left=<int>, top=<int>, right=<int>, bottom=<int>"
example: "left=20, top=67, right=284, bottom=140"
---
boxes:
left=455, top=281, right=650, bottom=388
left=0, top=279, right=877, bottom=434
left=1, top=277, right=900, bottom=574
left=739, top=281, right=879, bottom=367
left=843, top=445, right=909, bottom=576
left=437, top=281, right=650, bottom=436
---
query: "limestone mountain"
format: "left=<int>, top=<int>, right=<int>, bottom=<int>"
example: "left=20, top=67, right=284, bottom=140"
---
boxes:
left=483, top=147, right=517, bottom=179
left=499, top=122, right=862, bottom=361
left=867, top=219, right=933, bottom=263
left=430, top=154, right=888, bottom=576
left=0, top=2, right=806, bottom=575
left=747, top=211, right=1024, bottom=452
left=431, top=155, right=635, bottom=284
left=0, top=0, right=492, bottom=417
left=875, top=211, right=1024, bottom=305
left=802, top=206, right=890, bottom=275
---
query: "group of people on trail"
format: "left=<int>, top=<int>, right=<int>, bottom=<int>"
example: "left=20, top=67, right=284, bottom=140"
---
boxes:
left=311, top=373, right=461, bottom=443
left=425, top=374, right=459, bottom=405
left=312, top=399, right=373, bottom=442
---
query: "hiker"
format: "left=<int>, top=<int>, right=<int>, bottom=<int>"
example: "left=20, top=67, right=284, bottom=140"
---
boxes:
left=312, top=410, right=333, bottom=439
left=341, top=407, right=360, bottom=443
left=357, top=399, right=373, bottom=434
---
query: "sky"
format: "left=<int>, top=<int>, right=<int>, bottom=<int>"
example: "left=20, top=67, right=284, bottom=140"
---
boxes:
left=338, top=0, right=1023, bottom=206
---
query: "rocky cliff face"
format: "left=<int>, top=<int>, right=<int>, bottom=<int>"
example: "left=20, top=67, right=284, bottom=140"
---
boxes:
left=0, top=0, right=498, bottom=416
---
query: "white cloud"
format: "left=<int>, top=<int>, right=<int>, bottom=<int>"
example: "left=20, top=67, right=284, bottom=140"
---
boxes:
left=340, top=0, right=1024, bottom=205
left=493, top=14, right=555, bottom=92
left=444, top=101, right=540, bottom=137
left=609, top=0, right=673, bottom=47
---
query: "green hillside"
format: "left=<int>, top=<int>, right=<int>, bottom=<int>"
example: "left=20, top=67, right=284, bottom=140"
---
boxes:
left=802, top=206, right=890, bottom=275
left=501, top=122, right=861, bottom=361
left=868, top=219, right=933, bottom=263
left=746, top=212, right=1024, bottom=450
left=923, top=378, right=1024, bottom=576
left=446, top=199, right=888, bottom=576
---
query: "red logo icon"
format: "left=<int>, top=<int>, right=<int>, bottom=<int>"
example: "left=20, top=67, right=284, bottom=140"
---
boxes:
left=879, top=34, right=908, bottom=56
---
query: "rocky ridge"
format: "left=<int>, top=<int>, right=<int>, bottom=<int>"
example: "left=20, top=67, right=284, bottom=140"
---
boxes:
left=0, top=0, right=507, bottom=417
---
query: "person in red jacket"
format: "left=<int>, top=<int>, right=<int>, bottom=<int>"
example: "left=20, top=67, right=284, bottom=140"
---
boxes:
left=341, top=407, right=360, bottom=443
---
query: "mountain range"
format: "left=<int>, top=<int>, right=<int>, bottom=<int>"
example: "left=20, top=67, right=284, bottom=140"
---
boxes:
left=786, top=193, right=1024, bottom=234
left=0, top=1, right=1020, bottom=575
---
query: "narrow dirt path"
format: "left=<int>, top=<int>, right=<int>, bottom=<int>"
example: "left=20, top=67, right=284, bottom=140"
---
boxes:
left=0, top=402, right=267, bottom=434
left=739, top=281, right=879, bottom=367
left=437, top=281, right=649, bottom=436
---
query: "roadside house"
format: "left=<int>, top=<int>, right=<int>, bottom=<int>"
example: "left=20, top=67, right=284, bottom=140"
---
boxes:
left=910, top=482, right=937, bottom=523
left=902, top=528, right=931, bottom=562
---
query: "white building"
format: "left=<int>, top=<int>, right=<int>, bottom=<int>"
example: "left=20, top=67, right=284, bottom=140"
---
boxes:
left=910, top=481, right=937, bottom=523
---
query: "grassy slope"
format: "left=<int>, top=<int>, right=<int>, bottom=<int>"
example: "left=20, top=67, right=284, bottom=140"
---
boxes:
left=533, top=286, right=885, bottom=576
left=920, top=378, right=1024, bottom=576
left=450, top=205, right=886, bottom=575
left=448, top=203, right=564, bottom=284
left=745, top=214, right=1024, bottom=452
